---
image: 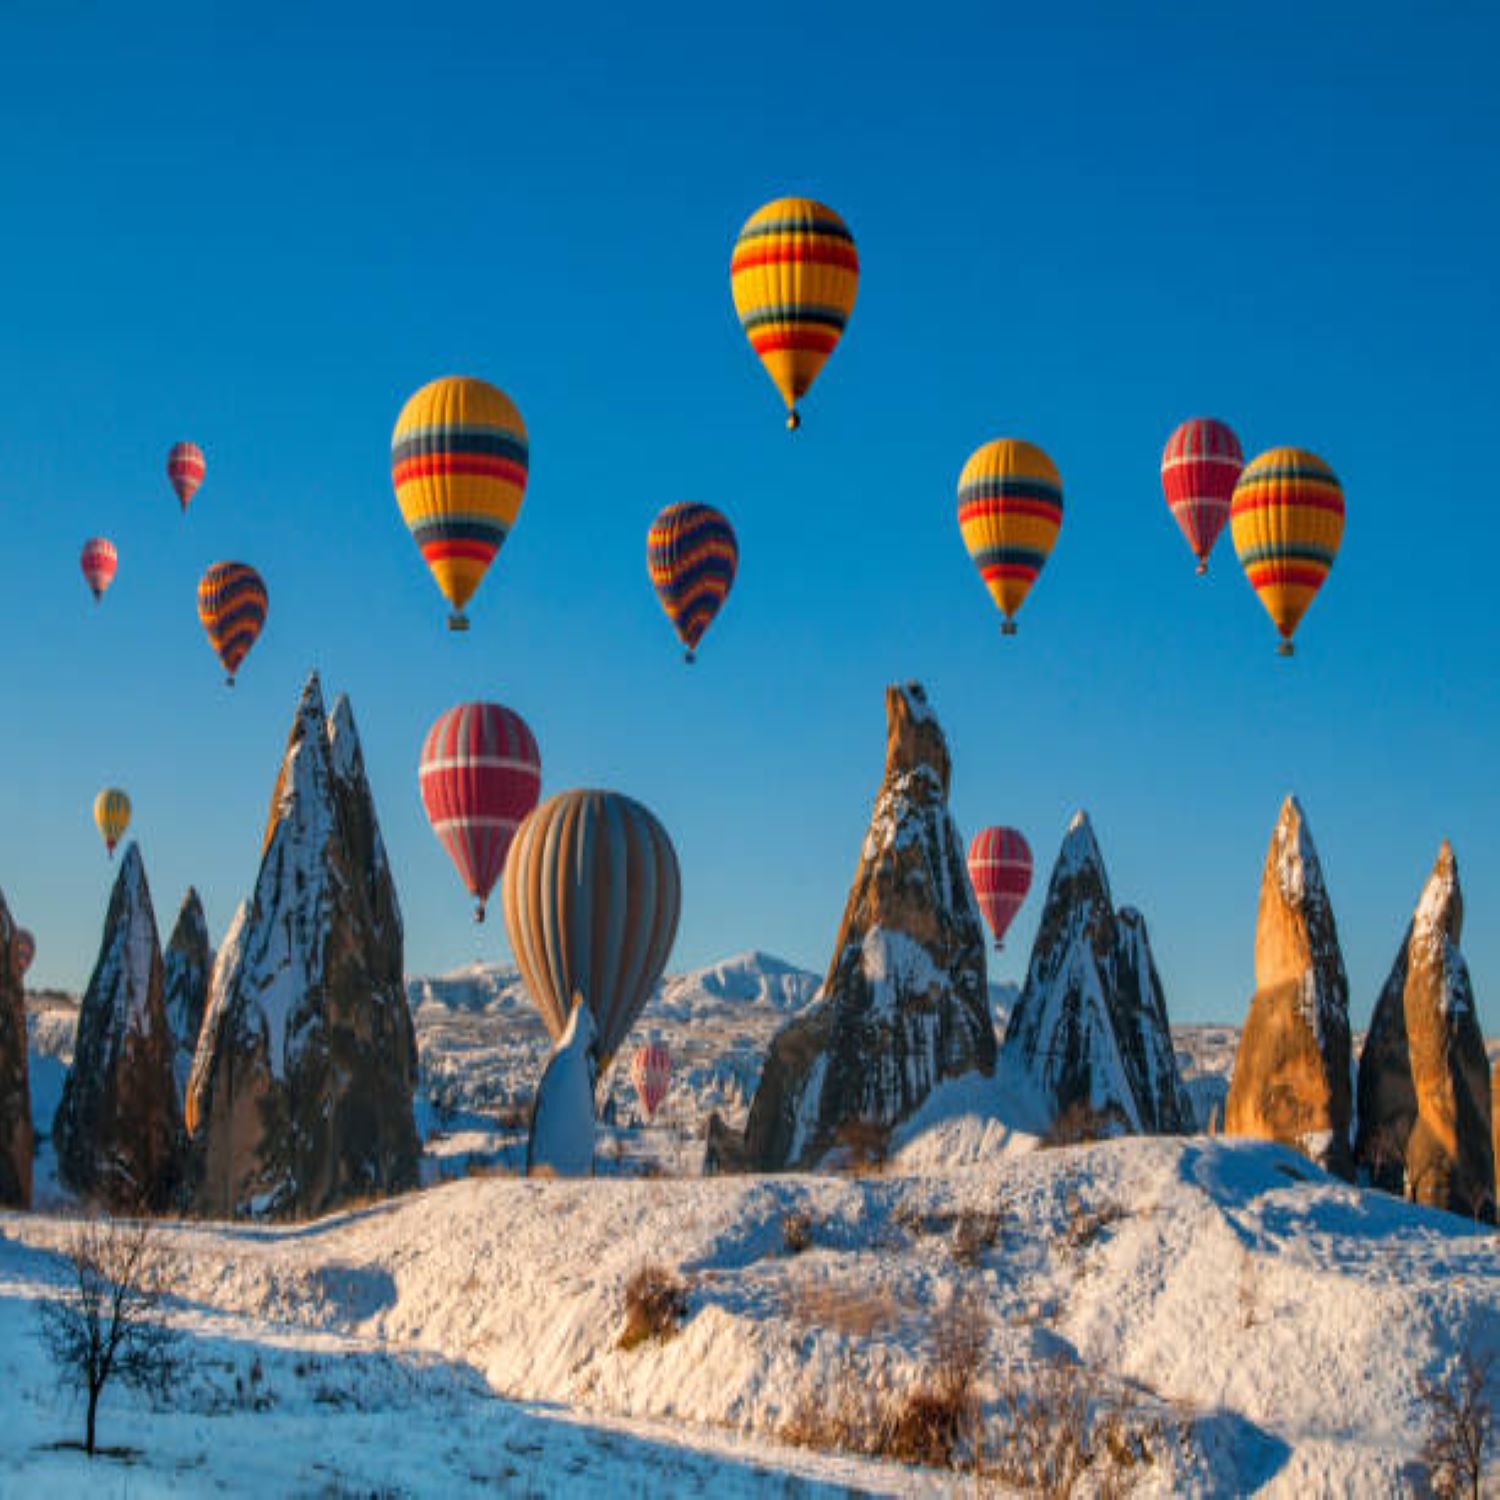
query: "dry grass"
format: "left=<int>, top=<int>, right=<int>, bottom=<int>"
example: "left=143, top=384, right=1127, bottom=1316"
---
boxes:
left=1063, top=1193, right=1126, bottom=1251
left=781, top=1209, right=814, bottom=1255
left=829, top=1120, right=891, bottom=1175
left=785, top=1277, right=904, bottom=1339
left=617, top=1264, right=690, bottom=1351
left=950, top=1206, right=1002, bottom=1266
left=1041, top=1102, right=1127, bottom=1149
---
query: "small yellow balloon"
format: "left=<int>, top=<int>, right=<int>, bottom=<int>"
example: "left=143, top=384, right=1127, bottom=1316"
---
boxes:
left=93, top=788, right=131, bottom=858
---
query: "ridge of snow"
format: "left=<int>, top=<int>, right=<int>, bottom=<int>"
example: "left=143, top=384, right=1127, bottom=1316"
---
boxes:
left=1272, top=796, right=1323, bottom=909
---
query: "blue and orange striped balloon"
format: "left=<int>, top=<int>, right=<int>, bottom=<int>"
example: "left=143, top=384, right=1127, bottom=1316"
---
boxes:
left=197, top=562, right=268, bottom=686
left=646, top=503, right=739, bottom=662
left=957, top=439, right=1064, bottom=634
left=391, top=376, right=529, bottom=631
left=730, top=198, right=859, bottom=430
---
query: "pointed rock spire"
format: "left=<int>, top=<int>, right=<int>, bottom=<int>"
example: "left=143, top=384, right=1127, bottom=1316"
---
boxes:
left=1224, top=797, right=1353, bottom=1177
left=1355, top=841, right=1492, bottom=1220
left=163, top=887, right=211, bottom=1104
left=0, top=888, right=33, bottom=1208
left=53, top=845, right=182, bottom=1210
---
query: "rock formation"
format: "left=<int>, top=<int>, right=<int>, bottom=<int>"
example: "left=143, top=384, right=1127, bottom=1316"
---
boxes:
left=163, top=887, right=211, bottom=1104
left=186, top=673, right=420, bottom=1219
left=0, top=888, right=33, bottom=1208
left=1223, top=797, right=1353, bottom=1177
left=1354, top=842, right=1492, bottom=1220
left=526, top=998, right=597, bottom=1178
left=1000, top=814, right=1194, bottom=1135
left=707, top=682, right=993, bottom=1172
left=53, top=845, right=183, bottom=1211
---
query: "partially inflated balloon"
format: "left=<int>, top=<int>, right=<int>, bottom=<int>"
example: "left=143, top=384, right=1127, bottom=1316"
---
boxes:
left=630, top=1042, right=672, bottom=1120
left=1161, top=418, right=1243, bottom=575
left=502, top=790, right=680, bottom=1069
left=646, top=503, right=738, bottom=662
left=967, top=827, right=1032, bottom=950
left=957, top=439, right=1063, bottom=634
left=1231, top=447, right=1344, bottom=656
left=12, top=929, right=34, bottom=980
left=94, top=788, right=130, bottom=858
left=167, top=441, right=205, bottom=512
left=419, top=702, right=541, bottom=922
left=392, top=376, right=528, bottom=631
left=730, top=198, right=858, bottom=429
left=80, top=537, right=117, bottom=603
left=197, top=562, right=268, bottom=685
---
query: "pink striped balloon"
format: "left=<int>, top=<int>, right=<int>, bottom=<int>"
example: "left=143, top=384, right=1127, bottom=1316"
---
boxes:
left=80, top=537, right=118, bottom=602
left=1161, top=418, right=1243, bottom=575
left=167, top=441, right=206, bottom=513
left=967, top=826, right=1033, bottom=950
left=419, top=702, right=541, bottom=922
left=630, top=1042, right=672, bottom=1120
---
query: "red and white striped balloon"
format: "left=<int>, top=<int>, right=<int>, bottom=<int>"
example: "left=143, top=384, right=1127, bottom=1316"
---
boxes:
left=80, top=537, right=118, bottom=602
left=630, top=1042, right=672, bottom=1120
left=1161, top=418, right=1243, bottom=575
left=167, top=441, right=206, bottom=512
left=966, top=826, right=1033, bottom=950
left=419, top=702, right=541, bottom=922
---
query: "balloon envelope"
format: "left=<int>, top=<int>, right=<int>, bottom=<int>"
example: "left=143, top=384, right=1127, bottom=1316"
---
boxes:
left=629, top=1042, right=672, bottom=1120
left=419, top=702, right=541, bottom=921
left=730, top=197, right=858, bottom=428
left=646, top=503, right=738, bottom=660
left=967, top=827, right=1032, bottom=949
left=167, top=441, right=205, bottom=512
left=197, top=562, right=268, bottom=685
left=1230, top=447, right=1344, bottom=654
left=80, top=537, right=118, bottom=602
left=94, top=788, right=130, bottom=856
left=12, top=929, right=34, bottom=979
left=392, top=376, right=528, bottom=630
left=1161, top=418, right=1243, bottom=574
left=502, top=789, right=681, bottom=1067
left=957, top=439, right=1063, bottom=633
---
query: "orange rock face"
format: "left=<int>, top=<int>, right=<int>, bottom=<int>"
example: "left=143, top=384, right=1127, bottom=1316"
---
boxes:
left=1224, top=797, right=1353, bottom=1177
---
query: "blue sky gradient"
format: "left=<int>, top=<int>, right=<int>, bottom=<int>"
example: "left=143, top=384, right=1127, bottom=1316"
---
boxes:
left=1, top=3, right=1495, bottom=1027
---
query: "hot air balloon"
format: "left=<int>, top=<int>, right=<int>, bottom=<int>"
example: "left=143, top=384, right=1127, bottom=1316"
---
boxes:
left=167, top=441, right=205, bottom=512
left=957, top=439, right=1063, bottom=634
left=418, top=702, right=542, bottom=922
left=391, top=376, right=529, bottom=631
left=197, top=562, right=267, bottom=686
left=502, top=789, right=680, bottom=1070
left=1230, top=447, right=1344, bottom=656
left=730, top=197, right=859, bottom=430
left=12, top=929, right=35, bottom=981
left=1161, top=418, right=1243, bottom=575
left=629, top=1042, right=672, bottom=1121
left=80, top=537, right=118, bottom=603
left=646, top=503, right=739, bottom=662
left=94, top=788, right=130, bottom=858
left=967, top=827, right=1033, bottom=950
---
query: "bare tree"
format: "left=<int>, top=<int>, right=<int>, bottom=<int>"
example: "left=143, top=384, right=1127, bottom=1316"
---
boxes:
left=37, top=1214, right=179, bottom=1457
left=1417, top=1348, right=1494, bottom=1500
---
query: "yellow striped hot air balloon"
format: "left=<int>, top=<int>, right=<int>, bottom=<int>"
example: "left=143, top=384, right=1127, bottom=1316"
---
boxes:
left=391, top=376, right=529, bottom=631
left=1230, top=447, right=1344, bottom=656
left=93, top=788, right=131, bottom=858
left=730, top=197, right=858, bottom=430
left=956, top=439, right=1064, bottom=634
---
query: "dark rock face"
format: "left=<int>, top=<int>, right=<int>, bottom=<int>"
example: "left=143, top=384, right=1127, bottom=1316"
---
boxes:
left=1355, top=842, right=1493, bottom=1220
left=708, top=683, right=993, bottom=1172
left=1000, top=815, right=1194, bottom=1134
left=1224, top=797, right=1353, bottom=1178
left=0, top=889, right=33, bottom=1208
left=163, top=887, right=211, bottom=1104
left=186, top=674, right=420, bottom=1220
left=53, top=846, right=182, bottom=1211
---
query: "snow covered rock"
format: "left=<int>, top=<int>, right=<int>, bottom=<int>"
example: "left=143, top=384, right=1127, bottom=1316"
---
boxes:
left=163, top=887, right=211, bottom=1105
left=526, top=998, right=597, bottom=1177
left=708, top=682, right=993, bottom=1171
left=1224, top=797, right=1353, bottom=1177
left=1000, top=814, right=1194, bottom=1134
left=1354, top=841, right=1493, bottom=1220
left=53, top=844, right=182, bottom=1211
left=186, top=673, right=419, bottom=1219
left=0, top=888, right=32, bottom=1208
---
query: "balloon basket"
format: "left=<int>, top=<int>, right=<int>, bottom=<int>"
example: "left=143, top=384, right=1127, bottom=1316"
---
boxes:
left=1277, top=640, right=1295, bottom=658
left=474, top=903, right=486, bottom=924
left=225, top=676, right=236, bottom=688
left=786, top=409, right=801, bottom=432
left=1195, top=560, right=1208, bottom=576
left=993, top=939, right=1005, bottom=952
left=448, top=613, right=470, bottom=633
left=684, top=650, right=695, bottom=665
left=1001, top=620, right=1018, bottom=637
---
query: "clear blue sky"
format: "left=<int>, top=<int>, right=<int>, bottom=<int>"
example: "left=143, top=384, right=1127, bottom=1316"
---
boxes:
left=1, top=3, right=1495, bottom=1029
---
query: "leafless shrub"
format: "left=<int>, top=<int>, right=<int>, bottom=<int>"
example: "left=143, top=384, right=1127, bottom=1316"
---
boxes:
left=1064, top=1193, right=1126, bottom=1251
left=785, top=1277, right=903, bottom=1338
left=37, top=1214, right=181, bottom=1456
left=781, top=1359, right=889, bottom=1454
left=617, top=1263, right=689, bottom=1351
left=830, top=1119, right=890, bottom=1175
left=951, top=1206, right=1002, bottom=1266
left=1417, top=1347, right=1494, bottom=1499
left=1041, top=1102, right=1126, bottom=1149
left=782, top=1209, right=814, bottom=1255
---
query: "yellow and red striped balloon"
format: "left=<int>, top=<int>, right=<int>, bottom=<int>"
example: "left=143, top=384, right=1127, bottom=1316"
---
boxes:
left=197, top=562, right=268, bottom=686
left=730, top=197, right=858, bottom=430
left=957, top=439, right=1064, bottom=634
left=93, top=788, right=131, bottom=858
left=392, top=376, right=529, bottom=631
left=1230, top=448, right=1344, bottom=655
